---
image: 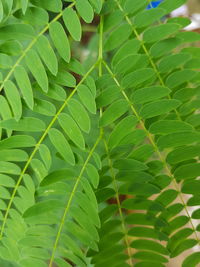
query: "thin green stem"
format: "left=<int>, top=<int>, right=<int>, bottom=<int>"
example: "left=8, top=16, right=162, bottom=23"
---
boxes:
left=49, top=129, right=103, bottom=267
left=0, top=2, right=75, bottom=93
left=0, top=61, right=98, bottom=239
left=98, top=6, right=104, bottom=76
left=102, top=60, right=200, bottom=245
left=98, top=3, right=133, bottom=264
left=103, top=139, right=133, bottom=266
left=115, top=0, right=181, bottom=120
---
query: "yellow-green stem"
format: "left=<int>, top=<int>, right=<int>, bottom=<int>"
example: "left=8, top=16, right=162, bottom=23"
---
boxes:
left=115, top=0, right=181, bottom=120
left=0, top=61, right=98, bottom=238
left=102, top=60, right=200, bottom=245
left=103, top=139, right=133, bottom=266
left=0, top=2, right=75, bottom=93
left=49, top=129, right=103, bottom=266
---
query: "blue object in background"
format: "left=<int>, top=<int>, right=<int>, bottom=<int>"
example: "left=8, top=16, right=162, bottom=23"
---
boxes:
left=147, top=0, right=163, bottom=9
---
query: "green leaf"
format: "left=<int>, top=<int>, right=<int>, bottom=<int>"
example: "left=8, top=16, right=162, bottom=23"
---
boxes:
left=167, top=16, right=191, bottom=28
left=0, top=161, right=21, bottom=175
left=173, top=87, right=199, bottom=102
left=112, top=39, right=140, bottom=67
left=174, top=163, right=200, bottom=180
left=192, top=209, right=200, bottom=219
left=131, top=239, right=169, bottom=255
left=33, top=99, right=56, bottom=116
left=167, top=228, right=193, bottom=251
left=114, top=54, right=141, bottom=74
left=157, top=132, right=200, bottom=149
left=0, top=149, right=28, bottom=162
left=159, top=0, right=187, bottom=14
left=134, top=8, right=165, bottom=28
left=182, top=252, right=200, bottom=267
left=14, top=66, right=34, bottom=109
left=116, top=171, right=153, bottom=183
left=182, top=180, right=200, bottom=195
left=143, top=23, right=180, bottom=43
left=43, top=84, right=66, bottom=102
left=20, top=0, right=28, bottom=14
left=41, top=169, right=75, bottom=187
left=187, top=196, right=200, bottom=206
left=0, top=96, right=11, bottom=122
left=150, top=37, right=182, bottom=58
left=132, top=86, right=171, bottom=104
left=171, top=239, right=197, bottom=258
left=23, top=200, right=63, bottom=218
left=166, top=69, right=197, bottom=88
left=149, top=120, right=193, bottom=135
left=108, top=115, right=138, bottom=150
left=36, top=35, right=58, bottom=76
left=58, top=113, right=85, bottom=149
left=134, top=251, right=168, bottom=263
left=0, top=174, right=15, bottom=187
left=25, top=49, right=48, bottom=92
left=49, top=21, right=70, bottom=63
left=0, top=40, right=22, bottom=56
left=30, top=0, right=62, bottom=12
left=129, top=144, right=154, bottom=162
left=119, top=182, right=160, bottom=196
left=86, top=164, right=99, bottom=188
left=89, top=0, right=102, bottom=13
left=76, top=0, right=94, bottom=23
left=4, top=80, right=22, bottom=121
left=113, top=159, right=148, bottom=171
left=39, top=144, right=52, bottom=171
left=55, top=71, right=76, bottom=87
left=14, top=7, right=49, bottom=26
left=0, top=186, right=10, bottom=199
left=48, top=128, right=75, bottom=166
left=96, top=85, right=121, bottom=108
left=99, top=99, right=129, bottom=127
left=67, top=59, right=85, bottom=76
left=140, top=100, right=181, bottom=119
left=128, top=227, right=160, bottom=239
left=158, top=53, right=191, bottom=73
left=104, top=10, right=123, bottom=32
left=0, top=53, right=12, bottom=69
left=177, top=31, right=200, bottom=43
left=119, top=129, right=146, bottom=147
left=124, top=0, right=148, bottom=14
left=63, top=8, right=82, bottom=41
left=68, top=99, right=91, bottom=133
left=122, top=68, right=155, bottom=88
left=0, top=24, right=34, bottom=41
left=165, top=216, right=189, bottom=234
left=0, top=117, right=46, bottom=132
left=105, top=24, right=132, bottom=51
left=0, top=96, right=12, bottom=137
left=0, top=135, right=36, bottom=149
left=77, top=84, right=96, bottom=114
left=185, top=58, right=200, bottom=69
left=167, top=145, right=200, bottom=165
left=55, top=258, right=71, bottom=267
left=0, top=1, right=3, bottom=22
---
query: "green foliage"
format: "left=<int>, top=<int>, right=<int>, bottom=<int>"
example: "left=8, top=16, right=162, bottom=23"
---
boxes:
left=0, top=0, right=200, bottom=266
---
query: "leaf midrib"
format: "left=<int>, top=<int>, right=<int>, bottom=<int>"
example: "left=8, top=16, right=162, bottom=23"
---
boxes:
left=0, top=2, right=75, bottom=93
left=0, top=61, right=98, bottom=239
left=103, top=138, right=133, bottom=266
left=115, top=0, right=181, bottom=120
left=102, top=60, right=200, bottom=246
left=49, top=129, right=103, bottom=267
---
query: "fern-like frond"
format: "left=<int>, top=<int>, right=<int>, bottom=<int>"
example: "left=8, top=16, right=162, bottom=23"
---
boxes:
left=1, top=0, right=200, bottom=266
